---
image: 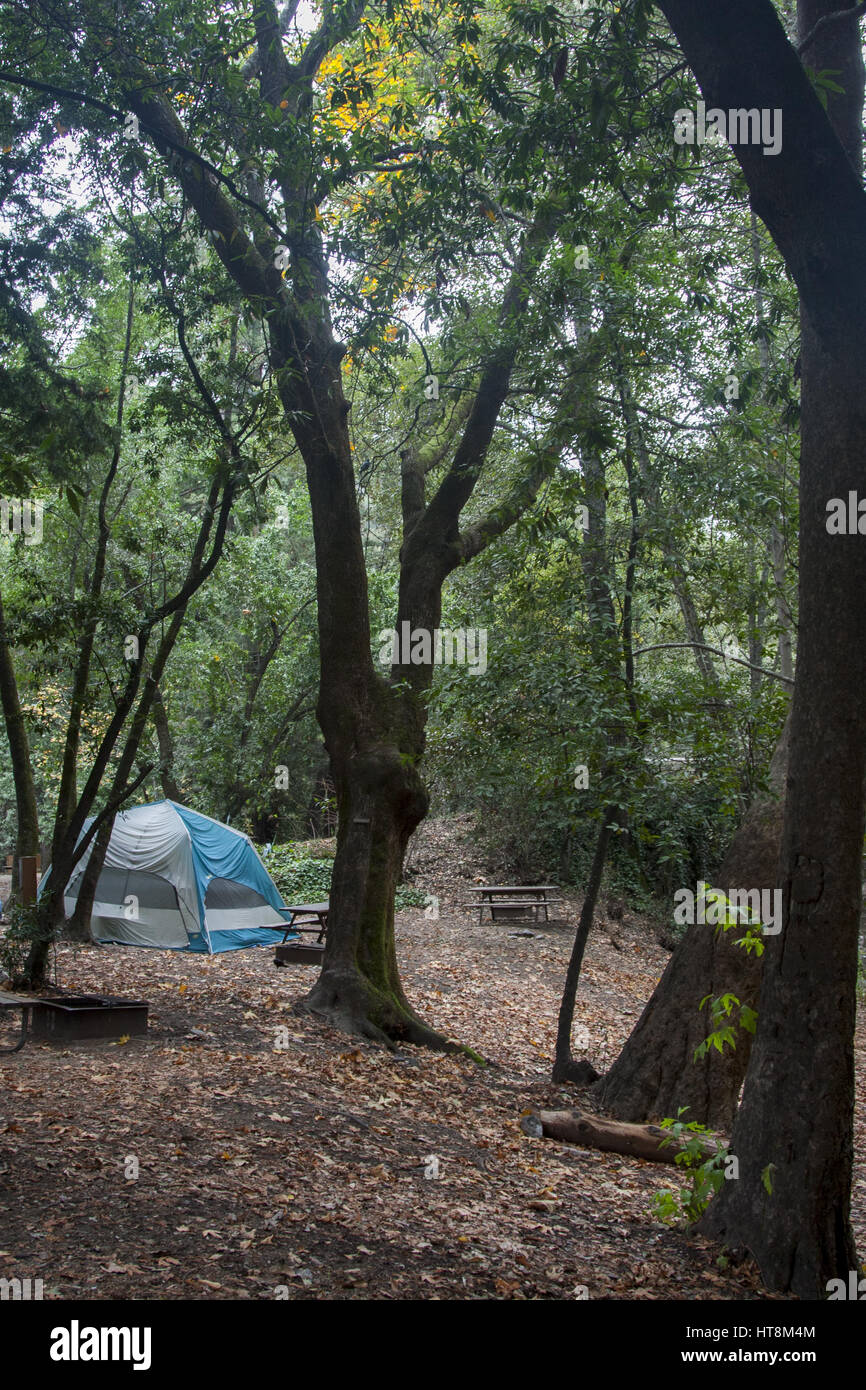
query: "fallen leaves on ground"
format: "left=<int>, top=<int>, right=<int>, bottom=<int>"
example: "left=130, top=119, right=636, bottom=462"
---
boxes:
left=1, top=817, right=859, bottom=1300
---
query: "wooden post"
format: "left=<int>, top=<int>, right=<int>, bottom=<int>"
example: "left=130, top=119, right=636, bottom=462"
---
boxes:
left=19, top=856, right=38, bottom=905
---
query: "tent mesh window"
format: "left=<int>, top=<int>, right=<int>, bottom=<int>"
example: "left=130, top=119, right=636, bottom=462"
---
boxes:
left=85, top=867, right=182, bottom=912
left=204, top=877, right=273, bottom=911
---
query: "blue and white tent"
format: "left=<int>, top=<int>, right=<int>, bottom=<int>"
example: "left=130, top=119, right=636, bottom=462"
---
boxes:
left=62, top=801, right=293, bottom=953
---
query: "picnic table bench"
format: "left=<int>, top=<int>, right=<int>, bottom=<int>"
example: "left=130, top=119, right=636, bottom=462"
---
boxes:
left=0, top=992, right=40, bottom=1054
left=272, top=901, right=329, bottom=966
left=464, top=884, right=565, bottom=924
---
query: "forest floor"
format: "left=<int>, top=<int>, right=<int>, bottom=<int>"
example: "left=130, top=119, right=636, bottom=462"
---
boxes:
left=1, top=814, right=864, bottom=1301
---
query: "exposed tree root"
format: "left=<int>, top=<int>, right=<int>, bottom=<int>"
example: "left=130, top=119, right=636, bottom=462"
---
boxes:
left=295, top=967, right=487, bottom=1063
left=552, top=1057, right=601, bottom=1086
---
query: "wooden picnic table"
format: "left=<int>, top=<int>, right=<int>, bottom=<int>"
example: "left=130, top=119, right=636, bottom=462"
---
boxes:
left=283, top=902, right=328, bottom=941
left=271, top=901, right=329, bottom=966
left=464, top=885, right=564, bottom=924
left=0, top=992, right=40, bottom=1054
left=261, top=902, right=329, bottom=943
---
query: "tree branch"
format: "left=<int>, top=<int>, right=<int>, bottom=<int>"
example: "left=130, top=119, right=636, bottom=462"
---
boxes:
left=797, top=1, right=866, bottom=54
left=631, top=642, right=794, bottom=686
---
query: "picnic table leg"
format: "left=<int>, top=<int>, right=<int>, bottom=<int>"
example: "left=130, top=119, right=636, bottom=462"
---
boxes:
left=0, top=1008, right=29, bottom=1054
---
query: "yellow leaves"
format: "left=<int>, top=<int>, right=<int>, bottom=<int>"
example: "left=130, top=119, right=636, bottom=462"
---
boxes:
left=318, top=51, right=345, bottom=79
left=313, top=20, right=419, bottom=143
left=178, top=983, right=188, bottom=994
left=383, top=324, right=399, bottom=342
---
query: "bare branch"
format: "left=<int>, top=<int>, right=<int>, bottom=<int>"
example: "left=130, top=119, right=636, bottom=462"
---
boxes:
left=631, top=642, right=794, bottom=686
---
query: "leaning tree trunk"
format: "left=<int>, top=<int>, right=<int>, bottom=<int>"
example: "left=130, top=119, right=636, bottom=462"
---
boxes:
left=0, top=589, right=40, bottom=900
left=554, top=438, right=628, bottom=1083
left=592, top=717, right=789, bottom=1130
left=66, top=814, right=115, bottom=941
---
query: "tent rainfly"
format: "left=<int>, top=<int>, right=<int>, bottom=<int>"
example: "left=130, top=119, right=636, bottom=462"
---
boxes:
left=61, top=801, right=293, bottom=953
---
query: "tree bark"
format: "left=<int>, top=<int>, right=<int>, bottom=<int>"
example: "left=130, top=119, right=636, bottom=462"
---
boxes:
left=657, top=0, right=866, bottom=1295
left=700, top=301, right=863, bottom=1300
left=630, top=642, right=844, bottom=1144
left=66, top=813, right=114, bottom=941
left=553, top=435, right=627, bottom=1082
left=593, top=715, right=790, bottom=1130
left=553, top=811, right=612, bottom=1085
left=0, top=589, right=40, bottom=900
left=152, top=686, right=181, bottom=803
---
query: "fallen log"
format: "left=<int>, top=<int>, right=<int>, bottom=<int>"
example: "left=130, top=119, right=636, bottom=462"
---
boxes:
left=521, top=1108, right=722, bottom=1165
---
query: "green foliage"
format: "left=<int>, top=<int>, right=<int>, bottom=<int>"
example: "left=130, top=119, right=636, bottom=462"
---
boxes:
left=0, top=901, right=44, bottom=980
left=694, top=991, right=758, bottom=1062
left=651, top=1109, right=730, bottom=1226
left=0, top=0, right=797, bottom=941
left=263, top=843, right=335, bottom=904
left=692, top=892, right=765, bottom=1062
left=394, top=883, right=429, bottom=909
left=261, top=841, right=428, bottom=908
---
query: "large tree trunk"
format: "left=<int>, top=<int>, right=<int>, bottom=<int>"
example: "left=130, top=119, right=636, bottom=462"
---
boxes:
left=266, top=324, right=456, bottom=1048
left=592, top=717, right=789, bottom=1129
left=0, top=589, right=40, bottom=900
left=298, top=737, right=451, bottom=1047
left=656, top=0, right=866, bottom=1296
left=702, top=307, right=863, bottom=1299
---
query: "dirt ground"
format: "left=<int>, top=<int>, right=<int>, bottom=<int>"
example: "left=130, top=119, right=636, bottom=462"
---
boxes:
left=1, top=820, right=863, bottom=1301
